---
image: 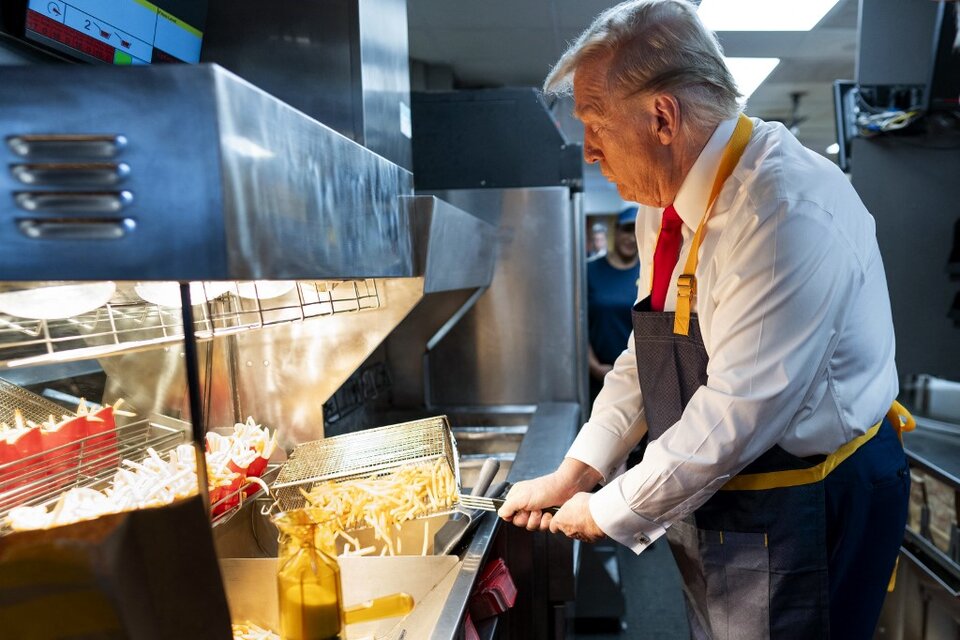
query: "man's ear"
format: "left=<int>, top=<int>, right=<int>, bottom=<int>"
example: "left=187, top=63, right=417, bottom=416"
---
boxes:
left=651, top=94, right=681, bottom=145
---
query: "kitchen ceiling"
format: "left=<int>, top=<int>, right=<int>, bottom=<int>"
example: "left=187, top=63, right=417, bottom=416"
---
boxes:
left=408, top=0, right=859, bottom=210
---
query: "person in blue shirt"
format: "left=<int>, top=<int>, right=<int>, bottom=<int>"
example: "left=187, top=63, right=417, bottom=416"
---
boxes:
left=587, top=206, right=640, bottom=402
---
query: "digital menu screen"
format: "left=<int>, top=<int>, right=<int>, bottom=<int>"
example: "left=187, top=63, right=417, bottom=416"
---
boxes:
left=24, top=0, right=206, bottom=64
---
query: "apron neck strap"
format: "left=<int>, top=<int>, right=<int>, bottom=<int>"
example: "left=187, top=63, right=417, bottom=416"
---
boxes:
left=674, top=113, right=754, bottom=336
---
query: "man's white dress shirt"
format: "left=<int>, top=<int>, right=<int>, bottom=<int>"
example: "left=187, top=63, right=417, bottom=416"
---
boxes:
left=567, top=116, right=899, bottom=553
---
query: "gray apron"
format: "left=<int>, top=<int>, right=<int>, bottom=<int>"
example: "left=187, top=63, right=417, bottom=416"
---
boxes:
left=631, top=300, right=831, bottom=639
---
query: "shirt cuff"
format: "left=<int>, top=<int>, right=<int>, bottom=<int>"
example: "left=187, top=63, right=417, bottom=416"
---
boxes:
left=589, top=477, right=668, bottom=554
left=566, top=424, right=631, bottom=483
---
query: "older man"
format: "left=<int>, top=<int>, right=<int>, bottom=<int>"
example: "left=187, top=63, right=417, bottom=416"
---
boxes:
left=498, top=1, right=911, bottom=637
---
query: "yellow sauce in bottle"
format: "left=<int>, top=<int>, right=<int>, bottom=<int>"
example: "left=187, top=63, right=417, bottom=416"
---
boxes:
left=279, top=582, right=341, bottom=640
left=274, top=510, right=345, bottom=640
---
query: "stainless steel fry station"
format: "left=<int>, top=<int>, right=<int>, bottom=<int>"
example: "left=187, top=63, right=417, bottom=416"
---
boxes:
left=0, top=1, right=585, bottom=639
left=1, top=0, right=959, bottom=639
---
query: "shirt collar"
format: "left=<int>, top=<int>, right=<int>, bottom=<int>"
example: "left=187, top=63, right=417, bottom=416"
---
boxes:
left=670, top=116, right=740, bottom=230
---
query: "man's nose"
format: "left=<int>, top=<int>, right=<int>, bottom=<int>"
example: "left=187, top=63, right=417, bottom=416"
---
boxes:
left=583, top=131, right=602, bottom=164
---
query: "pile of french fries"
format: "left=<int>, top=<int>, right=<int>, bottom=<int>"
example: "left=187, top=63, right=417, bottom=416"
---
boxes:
left=6, top=416, right=277, bottom=531
left=300, top=458, right=457, bottom=557
left=232, top=622, right=279, bottom=640
left=7, top=444, right=198, bottom=531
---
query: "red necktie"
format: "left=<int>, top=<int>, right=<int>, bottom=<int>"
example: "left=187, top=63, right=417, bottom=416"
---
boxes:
left=651, top=205, right=683, bottom=312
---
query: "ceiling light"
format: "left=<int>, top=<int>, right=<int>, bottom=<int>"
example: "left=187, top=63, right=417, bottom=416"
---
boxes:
left=826, top=143, right=840, bottom=155
left=724, top=57, right=780, bottom=100
left=698, top=0, right=840, bottom=31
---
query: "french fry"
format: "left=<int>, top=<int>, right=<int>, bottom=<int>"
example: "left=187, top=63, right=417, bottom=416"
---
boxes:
left=299, top=459, right=456, bottom=556
left=232, top=622, right=279, bottom=640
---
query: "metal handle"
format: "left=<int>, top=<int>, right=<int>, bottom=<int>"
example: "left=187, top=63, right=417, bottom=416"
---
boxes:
left=901, top=547, right=960, bottom=597
left=458, top=495, right=559, bottom=515
left=6, top=134, right=127, bottom=159
left=470, top=458, right=501, bottom=497
left=11, top=162, right=130, bottom=186
left=17, top=218, right=136, bottom=240
left=451, top=458, right=500, bottom=522
left=486, top=481, right=509, bottom=499
left=14, top=191, right=133, bottom=213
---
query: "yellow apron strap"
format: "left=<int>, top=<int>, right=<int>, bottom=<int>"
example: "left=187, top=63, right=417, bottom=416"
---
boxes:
left=882, top=402, right=913, bottom=591
left=887, top=556, right=899, bottom=593
left=886, top=400, right=916, bottom=441
left=721, top=401, right=912, bottom=492
left=674, top=113, right=754, bottom=336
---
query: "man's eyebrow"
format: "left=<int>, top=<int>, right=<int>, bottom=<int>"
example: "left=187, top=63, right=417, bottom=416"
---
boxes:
left=574, top=103, right=604, bottom=120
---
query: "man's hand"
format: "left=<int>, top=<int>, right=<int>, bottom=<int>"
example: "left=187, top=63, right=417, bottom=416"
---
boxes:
left=498, top=458, right=603, bottom=531
left=497, top=473, right=572, bottom=530
left=546, top=492, right=605, bottom=542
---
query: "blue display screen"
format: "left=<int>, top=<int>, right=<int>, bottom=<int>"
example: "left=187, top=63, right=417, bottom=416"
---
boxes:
left=25, top=0, right=206, bottom=64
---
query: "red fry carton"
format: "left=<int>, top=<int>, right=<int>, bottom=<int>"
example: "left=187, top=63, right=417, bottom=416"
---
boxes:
left=85, top=406, right=119, bottom=474
left=41, top=416, right=87, bottom=489
left=0, top=427, right=44, bottom=507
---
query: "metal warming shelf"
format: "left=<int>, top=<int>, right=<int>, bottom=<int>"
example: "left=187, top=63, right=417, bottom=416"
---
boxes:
left=0, top=279, right=381, bottom=369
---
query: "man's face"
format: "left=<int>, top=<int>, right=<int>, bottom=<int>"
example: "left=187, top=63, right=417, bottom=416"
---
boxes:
left=592, top=230, right=608, bottom=252
left=573, top=55, right=668, bottom=206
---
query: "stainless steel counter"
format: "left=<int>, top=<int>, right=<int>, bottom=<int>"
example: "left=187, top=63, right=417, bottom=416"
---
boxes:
left=431, top=402, right=580, bottom=640
left=877, top=414, right=960, bottom=640
left=902, top=415, right=960, bottom=485
left=214, top=402, right=580, bottom=639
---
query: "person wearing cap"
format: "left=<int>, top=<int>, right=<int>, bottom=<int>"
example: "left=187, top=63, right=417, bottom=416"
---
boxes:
left=587, top=207, right=640, bottom=403
left=498, top=1, right=912, bottom=637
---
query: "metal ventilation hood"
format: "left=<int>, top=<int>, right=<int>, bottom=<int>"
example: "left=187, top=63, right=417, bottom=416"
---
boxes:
left=0, top=64, right=414, bottom=281
left=94, top=195, right=496, bottom=446
left=0, top=62, right=498, bottom=444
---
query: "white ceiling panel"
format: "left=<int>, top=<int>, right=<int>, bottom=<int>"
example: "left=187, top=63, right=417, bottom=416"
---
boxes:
left=407, top=0, right=555, bottom=30
left=408, top=0, right=861, bottom=165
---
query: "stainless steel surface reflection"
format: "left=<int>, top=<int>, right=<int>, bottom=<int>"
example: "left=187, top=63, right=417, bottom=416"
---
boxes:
left=101, top=278, right=426, bottom=446
left=203, top=0, right=413, bottom=170
left=213, top=67, right=414, bottom=279
left=454, top=426, right=524, bottom=489
left=0, top=64, right=414, bottom=280
left=420, top=188, right=588, bottom=412
left=356, top=0, right=413, bottom=170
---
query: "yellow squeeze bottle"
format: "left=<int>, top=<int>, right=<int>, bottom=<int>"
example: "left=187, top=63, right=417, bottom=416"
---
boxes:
left=275, top=511, right=344, bottom=640
left=280, top=582, right=341, bottom=640
left=273, top=509, right=416, bottom=640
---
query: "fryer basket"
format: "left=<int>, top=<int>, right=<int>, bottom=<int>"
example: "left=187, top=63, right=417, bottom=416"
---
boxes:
left=272, top=416, right=461, bottom=513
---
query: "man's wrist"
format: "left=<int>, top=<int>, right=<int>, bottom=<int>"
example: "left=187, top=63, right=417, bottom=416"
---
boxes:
left=557, top=458, right=604, bottom=494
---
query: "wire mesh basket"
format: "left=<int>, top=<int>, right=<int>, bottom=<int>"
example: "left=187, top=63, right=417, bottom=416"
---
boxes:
left=272, top=416, right=461, bottom=513
left=0, top=377, right=76, bottom=425
left=0, top=376, right=188, bottom=524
